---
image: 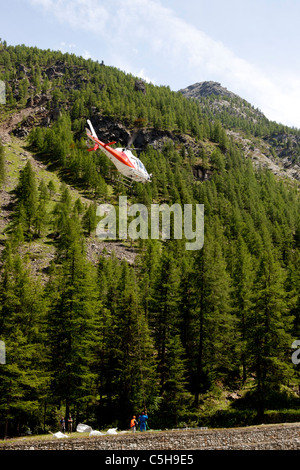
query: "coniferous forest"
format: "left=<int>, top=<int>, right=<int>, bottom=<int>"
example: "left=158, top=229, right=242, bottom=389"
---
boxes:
left=1, top=42, right=300, bottom=437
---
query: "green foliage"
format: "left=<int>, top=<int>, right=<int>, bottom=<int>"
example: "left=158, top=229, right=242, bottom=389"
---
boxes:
left=0, top=244, right=49, bottom=436
left=159, top=335, right=194, bottom=426
left=14, top=160, right=38, bottom=238
left=46, top=232, right=100, bottom=421
left=2, top=42, right=300, bottom=436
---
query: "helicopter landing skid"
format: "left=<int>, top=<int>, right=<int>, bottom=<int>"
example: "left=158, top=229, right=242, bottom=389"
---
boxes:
left=115, top=174, right=134, bottom=189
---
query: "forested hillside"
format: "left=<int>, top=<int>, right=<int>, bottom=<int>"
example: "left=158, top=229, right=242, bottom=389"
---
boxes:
left=1, top=42, right=300, bottom=437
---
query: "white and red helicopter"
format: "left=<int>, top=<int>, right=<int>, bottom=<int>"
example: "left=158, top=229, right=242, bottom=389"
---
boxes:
left=86, top=119, right=151, bottom=184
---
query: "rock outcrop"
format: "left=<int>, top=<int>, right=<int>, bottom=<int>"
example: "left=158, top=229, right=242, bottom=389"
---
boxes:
left=134, top=80, right=147, bottom=95
left=179, top=81, right=240, bottom=100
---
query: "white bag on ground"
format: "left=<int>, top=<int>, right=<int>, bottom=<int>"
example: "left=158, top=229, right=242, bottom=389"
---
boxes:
left=106, top=428, right=118, bottom=434
left=76, top=423, right=92, bottom=433
left=89, top=430, right=103, bottom=436
left=53, top=431, right=68, bottom=438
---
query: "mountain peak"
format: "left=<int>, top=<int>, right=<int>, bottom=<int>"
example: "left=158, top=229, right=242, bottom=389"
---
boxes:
left=180, top=80, right=268, bottom=127
left=179, top=81, right=240, bottom=100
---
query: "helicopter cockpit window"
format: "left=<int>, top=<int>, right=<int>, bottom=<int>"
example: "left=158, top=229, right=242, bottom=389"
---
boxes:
left=128, top=153, right=147, bottom=173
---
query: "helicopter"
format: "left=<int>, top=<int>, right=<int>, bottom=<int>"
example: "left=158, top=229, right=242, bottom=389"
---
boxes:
left=86, top=119, right=152, bottom=184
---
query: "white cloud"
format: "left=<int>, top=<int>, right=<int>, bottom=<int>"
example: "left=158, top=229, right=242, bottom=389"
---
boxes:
left=137, top=68, right=155, bottom=84
left=30, top=0, right=109, bottom=34
left=59, top=42, right=76, bottom=50
left=83, top=50, right=93, bottom=60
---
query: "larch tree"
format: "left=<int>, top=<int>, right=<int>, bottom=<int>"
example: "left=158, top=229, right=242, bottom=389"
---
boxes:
left=46, top=212, right=100, bottom=424
left=0, top=243, right=49, bottom=436
left=246, top=247, right=295, bottom=420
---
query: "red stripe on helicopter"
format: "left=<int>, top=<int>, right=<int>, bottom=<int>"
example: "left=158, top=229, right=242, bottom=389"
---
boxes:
left=87, top=132, right=135, bottom=169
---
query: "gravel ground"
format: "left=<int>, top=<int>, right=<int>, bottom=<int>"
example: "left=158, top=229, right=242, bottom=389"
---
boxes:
left=1, top=423, right=300, bottom=451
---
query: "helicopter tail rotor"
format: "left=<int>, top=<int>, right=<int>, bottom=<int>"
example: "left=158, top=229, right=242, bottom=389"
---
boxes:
left=87, top=143, right=99, bottom=152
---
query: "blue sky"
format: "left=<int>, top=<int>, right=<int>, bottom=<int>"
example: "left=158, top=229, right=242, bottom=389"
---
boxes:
left=1, top=0, right=300, bottom=128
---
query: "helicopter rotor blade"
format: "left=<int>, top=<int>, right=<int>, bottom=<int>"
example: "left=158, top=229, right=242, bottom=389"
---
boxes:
left=126, top=128, right=139, bottom=148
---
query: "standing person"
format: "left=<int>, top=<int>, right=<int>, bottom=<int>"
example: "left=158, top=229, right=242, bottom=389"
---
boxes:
left=130, top=416, right=138, bottom=432
left=138, top=411, right=148, bottom=432
left=68, top=415, right=73, bottom=433
left=60, top=416, right=66, bottom=433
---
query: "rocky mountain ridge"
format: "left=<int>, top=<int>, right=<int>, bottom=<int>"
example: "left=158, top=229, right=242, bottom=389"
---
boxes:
left=179, top=80, right=267, bottom=124
left=179, top=81, right=241, bottom=100
left=180, top=81, right=300, bottom=182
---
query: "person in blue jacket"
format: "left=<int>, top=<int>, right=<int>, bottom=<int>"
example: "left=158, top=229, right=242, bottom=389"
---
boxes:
left=138, top=411, right=148, bottom=432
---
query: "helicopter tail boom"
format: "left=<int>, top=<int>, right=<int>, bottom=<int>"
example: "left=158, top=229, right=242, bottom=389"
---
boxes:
left=104, top=141, right=117, bottom=146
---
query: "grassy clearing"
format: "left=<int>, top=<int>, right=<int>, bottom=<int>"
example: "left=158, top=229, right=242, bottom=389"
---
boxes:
left=3, top=136, right=92, bottom=203
left=0, top=135, right=96, bottom=277
left=0, top=431, right=91, bottom=445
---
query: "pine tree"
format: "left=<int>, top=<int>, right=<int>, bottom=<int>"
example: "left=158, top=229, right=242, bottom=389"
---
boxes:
left=232, top=236, right=255, bottom=385
left=95, top=253, right=121, bottom=423
left=149, top=245, right=181, bottom=390
left=96, top=259, right=158, bottom=427
left=193, top=223, right=235, bottom=404
left=38, top=179, right=50, bottom=203
left=82, top=203, right=97, bottom=236
left=46, top=229, right=100, bottom=423
left=135, top=240, right=161, bottom=321
left=51, top=183, right=74, bottom=250
left=33, top=179, right=50, bottom=237
left=47, top=180, right=56, bottom=199
left=0, top=244, right=49, bottom=436
left=14, top=160, right=38, bottom=237
left=159, top=335, right=193, bottom=427
left=246, top=248, right=294, bottom=420
left=178, top=251, right=197, bottom=389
